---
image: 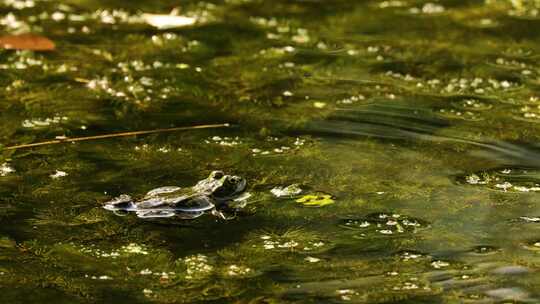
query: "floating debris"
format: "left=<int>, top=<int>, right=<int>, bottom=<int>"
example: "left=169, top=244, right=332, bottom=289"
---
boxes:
left=522, top=240, right=540, bottom=251
left=143, top=288, right=153, bottom=295
left=0, top=163, right=15, bottom=176
left=295, top=193, right=335, bottom=207
left=50, top=170, right=68, bottom=179
left=431, top=260, right=450, bottom=269
left=0, top=34, right=55, bottom=51
left=468, top=245, right=500, bottom=255
left=336, top=289, right=360, bottom=301
left=139, top=269, right=152, bottom=275
left=304, top=256, right=321, bottom=263
left=142, top=13, right=197, bottom=29
left=270, top=184, right=303, bottom=198
left=313, top=101, right=326, bottom=109
left=518, top=216, right=540, bottom=222
left=409, top=3, right=445, bottom=14
left=397, top=250, right=428, bottom=261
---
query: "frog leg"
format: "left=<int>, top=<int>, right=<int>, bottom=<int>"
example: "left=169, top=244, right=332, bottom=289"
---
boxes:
left=136, top=210, right=176, bottom=218
left=211, top=209, right=236, bottom=220
left=112, top=210, right=129, bottom=216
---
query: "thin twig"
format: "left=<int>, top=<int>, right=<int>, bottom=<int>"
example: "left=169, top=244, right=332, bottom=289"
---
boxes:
left=4, top=123, right=230, bottom=150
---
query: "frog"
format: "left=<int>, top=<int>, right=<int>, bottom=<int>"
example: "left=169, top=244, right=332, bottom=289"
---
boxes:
left=103, top=171, right=248, bottom=219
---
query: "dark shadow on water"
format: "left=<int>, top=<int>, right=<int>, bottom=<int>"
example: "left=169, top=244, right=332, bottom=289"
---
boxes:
left=294, top=102, right=540, bottom=169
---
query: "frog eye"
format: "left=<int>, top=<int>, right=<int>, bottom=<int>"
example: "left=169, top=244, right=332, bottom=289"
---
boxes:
left=211, top=171, right=224, bottom=179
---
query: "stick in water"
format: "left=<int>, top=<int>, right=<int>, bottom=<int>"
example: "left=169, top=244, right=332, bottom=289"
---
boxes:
left=4, top=123, right=230, bottom=150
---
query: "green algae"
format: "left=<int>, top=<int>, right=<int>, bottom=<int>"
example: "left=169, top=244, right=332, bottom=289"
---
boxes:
left=1, top=0, right=540, bottom=303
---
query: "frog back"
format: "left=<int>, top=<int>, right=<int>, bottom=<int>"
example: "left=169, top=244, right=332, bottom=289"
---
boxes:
left=135, top=186, right=215, bottom=212
left=135, top=186, right=191, bottom=209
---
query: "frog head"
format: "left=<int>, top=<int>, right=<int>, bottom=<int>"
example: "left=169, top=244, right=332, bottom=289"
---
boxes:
left=193, top=171, right=247, bottom=202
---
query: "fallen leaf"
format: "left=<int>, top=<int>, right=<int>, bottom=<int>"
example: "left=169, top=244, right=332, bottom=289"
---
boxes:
left=142, top=13, right=197, bottom=29
left=295, top=193, right=335, bottom=207
left=0, top=34, right=55, bottom=51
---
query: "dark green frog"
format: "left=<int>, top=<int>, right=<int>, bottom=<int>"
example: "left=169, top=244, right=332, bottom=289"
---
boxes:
left=103, top=171, right=247, bottom=219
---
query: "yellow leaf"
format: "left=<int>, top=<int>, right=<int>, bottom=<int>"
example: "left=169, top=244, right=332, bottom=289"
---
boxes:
left=295, top=193, right=335, bottom=207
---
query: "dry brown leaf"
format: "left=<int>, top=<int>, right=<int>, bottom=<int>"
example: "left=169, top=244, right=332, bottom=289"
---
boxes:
left=0, top=34, right=55, bottom=51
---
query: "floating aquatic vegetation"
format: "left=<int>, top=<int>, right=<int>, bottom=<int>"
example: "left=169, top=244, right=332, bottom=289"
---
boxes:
left=513, top=104, right=540, bottom=123
left=504, top=0, right=540, bottom=18
left=250, top=16, right=312, bottom=44
left=336, top=94, right=366, bottom=105
left=2, top=1, right=540, bottom=302
left=122, top=243, right=149, bottom=255
left=490, top=57, right=532, bottom=70
left=0, top=163, right=15, bottom=176
left=181, top=254, right=214, bottom=280
left=451, top=98, right=493, bottom=112
left=75, top=242, right=150, bottom=258
left=250, top=229, right=331, bottom=254
left=21, top=115, right=68, bottom=128
left=133, top=144, right=183, bottom=154
left=339, top=212, right=429, bottom=236
left=384, top=71, right=520, bottom=95
left=205, top=136, right=243, bottom=146
left=0, top=51, right=47, bottom=70
left=224, top=264, right=253, bottom=277
left=436, top=108, right=483, bottom=121
left=85, top=274, right=112, bottom=280
left=2, top=0, right=36, bottom=10
left=204, top=135, right=309, bottom=157
left=250, top=138, right=305, bottom=157
left=467, top=245, right=501, bottom=255
left=458, top=168, right=540, bottom=192
left=377, top=1, right=408, bottom=9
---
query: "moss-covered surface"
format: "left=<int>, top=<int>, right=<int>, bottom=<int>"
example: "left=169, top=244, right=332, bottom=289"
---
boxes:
left=2, top=0, right=540, bottom=303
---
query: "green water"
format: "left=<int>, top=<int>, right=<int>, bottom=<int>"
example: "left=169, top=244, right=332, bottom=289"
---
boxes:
left=2, top=0, right=540, bottom=302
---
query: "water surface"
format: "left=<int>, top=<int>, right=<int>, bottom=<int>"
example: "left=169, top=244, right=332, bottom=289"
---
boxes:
left=1, top=0, right=540, bottom=303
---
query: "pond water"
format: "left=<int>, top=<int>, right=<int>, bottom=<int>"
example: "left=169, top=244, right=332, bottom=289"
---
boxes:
left=1, top=0, right=540, bottom=303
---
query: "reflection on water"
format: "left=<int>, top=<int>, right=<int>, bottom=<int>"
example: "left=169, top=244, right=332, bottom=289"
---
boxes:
left=1, top=0, right=540, bottom=303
